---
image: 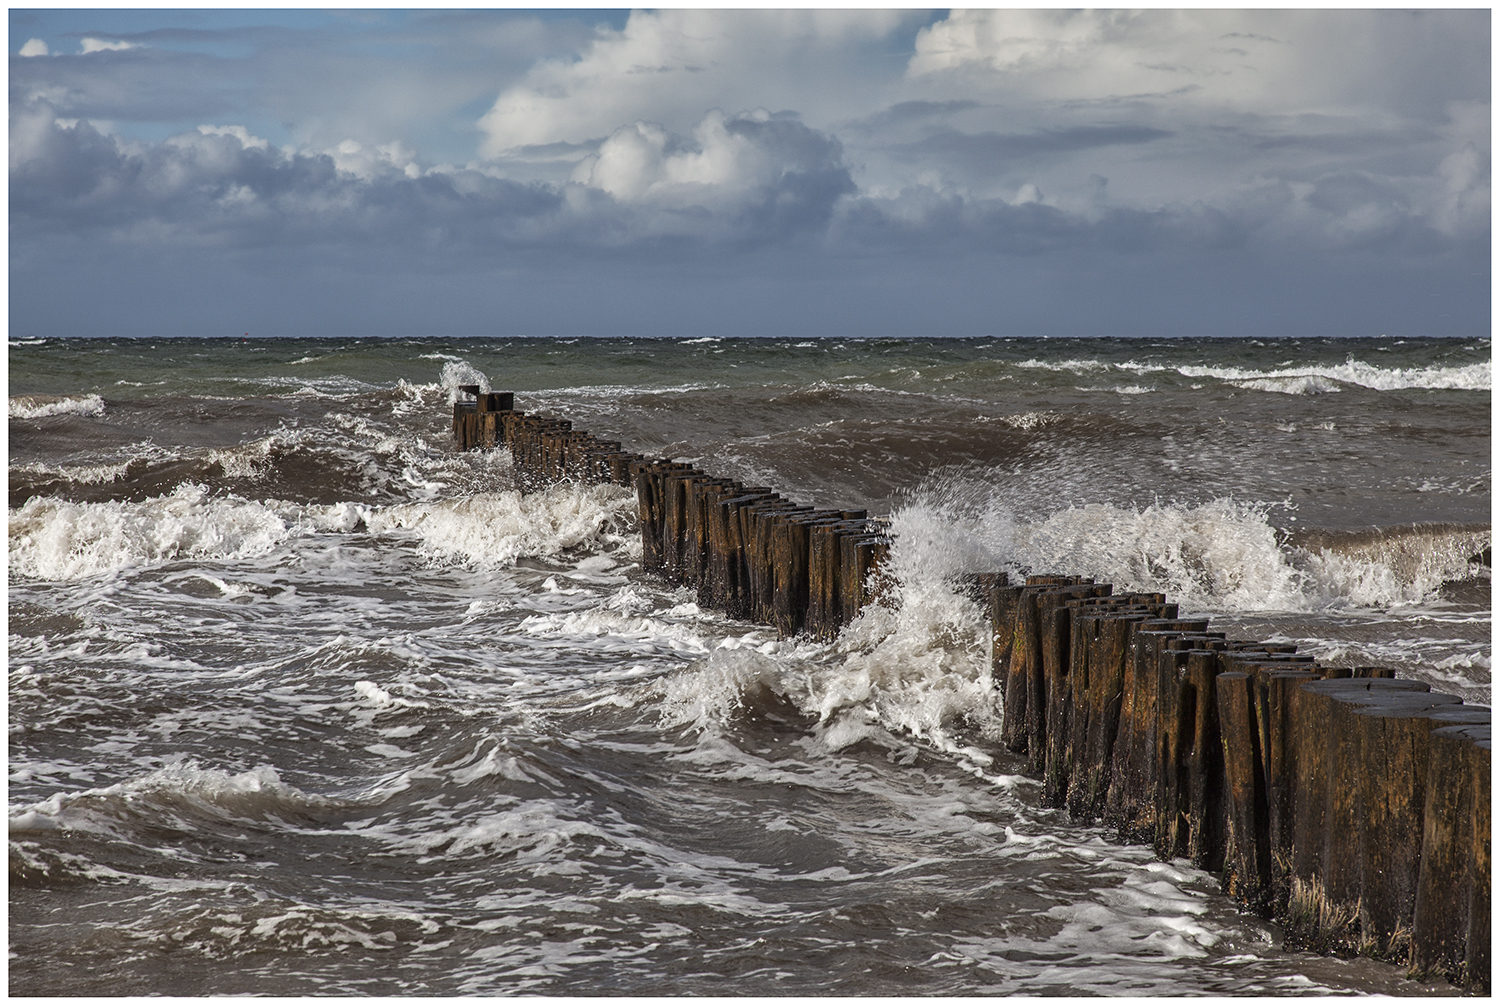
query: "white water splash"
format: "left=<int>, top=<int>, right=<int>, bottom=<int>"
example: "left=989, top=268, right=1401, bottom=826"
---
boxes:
left=363, top=482, right=638, bottom=568
left=10, top=393, right=106, bottom=418
left=9, top=484, right=296, bottom=581
left=656, top=499, right=1001, bottom=759
left=439, top=361, right=490, bottom=404
left=883, top=480, right=1488, bottom=613
left=9, top=480, right=637, bottom=582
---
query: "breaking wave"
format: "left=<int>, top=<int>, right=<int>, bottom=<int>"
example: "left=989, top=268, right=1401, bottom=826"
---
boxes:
left=869, top=482, right=1489, bottom=614
left=10, top=393, right=107, bottom=419
left=9, top=480, right=639, bottom=582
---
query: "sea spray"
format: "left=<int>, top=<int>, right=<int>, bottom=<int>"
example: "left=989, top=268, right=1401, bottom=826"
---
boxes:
left=364, top=482, right=638, bottom=568
left=9, top=484, right=295, bottom=581
left=656, top=494, right=1000, bottom=758
left=889, top=474, right=1489, bottom=613
left=439, top=361, right=490, bottom=404
left=9, top=480, right=637, bottom=582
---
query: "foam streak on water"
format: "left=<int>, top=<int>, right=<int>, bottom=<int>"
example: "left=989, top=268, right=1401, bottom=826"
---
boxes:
left=9, top=336, right=1486, bottom=995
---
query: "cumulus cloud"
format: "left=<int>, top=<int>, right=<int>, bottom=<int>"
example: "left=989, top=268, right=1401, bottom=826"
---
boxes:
left=9, top=101, right=857, bottom=250
left=568, top=109, right=854, bottom=237
left=7, top=12, right=600, bottom=168
left=7, top=7, right=1489, bottom=336
left=80, top=38, right=137, bottom=54
left=906, top=9, right=1485, bottom=117
left=9, top=103, right=560, bottom=250
left=478, top=8, right=918, bottom=157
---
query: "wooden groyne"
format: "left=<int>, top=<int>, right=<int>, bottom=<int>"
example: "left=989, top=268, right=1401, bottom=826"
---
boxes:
left=454, top=390, right=1491, bottom=994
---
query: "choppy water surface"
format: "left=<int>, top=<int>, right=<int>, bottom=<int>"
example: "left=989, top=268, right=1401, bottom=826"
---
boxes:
left=9, top=336, right=1489, bottom=995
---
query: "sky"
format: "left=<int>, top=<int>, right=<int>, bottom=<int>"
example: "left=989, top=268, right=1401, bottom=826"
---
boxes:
left=8, top=7, right=1491, bottom=337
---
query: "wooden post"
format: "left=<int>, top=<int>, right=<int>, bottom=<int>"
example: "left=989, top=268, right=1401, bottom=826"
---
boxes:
left=1218, top=670, right=1269, bottom=914
left=990, top=583, right=1023, bottom=691
left=1182, top=648, right=1228, bottom=871
left=1351, top=694, right=1466, bottom=962
left=1463, top=726, right=1490, bottom=995
left=1001, top=578, right=1085, bottom=755
left=1069, top=610, right=1144, bottom=822
left=1030, top=584, right=1109, bottom=774
left=1410, top=715, right=1491, bottom=986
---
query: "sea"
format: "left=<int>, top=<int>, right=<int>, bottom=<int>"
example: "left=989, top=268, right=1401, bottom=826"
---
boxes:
left=8, top=335, right=1491, bottom=996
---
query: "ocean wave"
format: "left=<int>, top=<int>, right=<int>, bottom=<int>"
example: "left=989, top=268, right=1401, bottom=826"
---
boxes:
left=10, top=393, right=106, bottom=419
left=9, top=484, right=299, bottom=581
left=1175, top=358, right=1490, bottom=392
left=123, top=901, right=445, bottom=956
left=361, top=482, right=639, bottom=568
left=10, top=458, right=137, bottom=488
left=9, top=473, right=638, bottom=582
left=1003, top=502, right=1488, bottom=611
left=1233, top=375, right=1343, bottom=395
left=657, top=507, right=1000, bottom=762
left=1009, top=355, right=1488, bottom=393
left=880, top=483, right=1490, bottom=614
left=1289, top=523, right=1491, bottom=606
left=206, top=428, right=312, bottom=479
left=381, top=798, right=609, bottom=863
left=1015, top=357, right=1115, bottom=374
left=9, top=762, right=330, bottom=838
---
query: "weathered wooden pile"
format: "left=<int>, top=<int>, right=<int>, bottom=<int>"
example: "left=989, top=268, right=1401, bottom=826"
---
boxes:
left=979, top=575, right=1489, bottom=992
left=453, top=387, right=892, bottom=639
left=453, top=390, right=1490, bottom=994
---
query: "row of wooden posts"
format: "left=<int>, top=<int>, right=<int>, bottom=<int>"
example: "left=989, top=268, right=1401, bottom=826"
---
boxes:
left=453, top=390, right=1490, bottom=995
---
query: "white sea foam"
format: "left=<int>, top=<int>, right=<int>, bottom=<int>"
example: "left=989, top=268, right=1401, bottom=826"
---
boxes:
left=11, top=458, right=135, bottom=486
left=998, top=411, right=1062, bottom=430
left=1176, top=358, right=1490, bottom=392
left=363, top=482, right=637, bottom=568
left=657, top=500, right=1000, bottom=760
left=1012, top=355, right=1489, bottom=393
left=9, top=484, right=297, bottom=581
left=893, top=483, right=1488, bottom=613
left=9, top=393, right=106, bottom=418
